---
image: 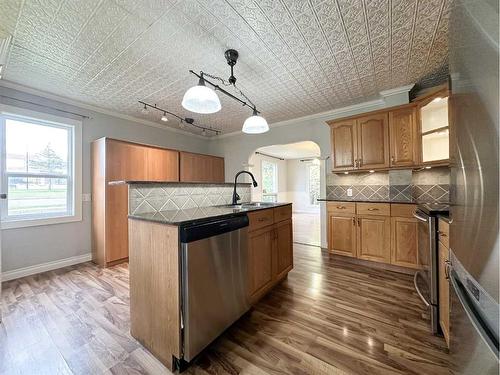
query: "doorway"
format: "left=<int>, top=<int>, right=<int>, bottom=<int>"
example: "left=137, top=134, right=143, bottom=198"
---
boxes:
left=249, top=141, right=321, bottom=247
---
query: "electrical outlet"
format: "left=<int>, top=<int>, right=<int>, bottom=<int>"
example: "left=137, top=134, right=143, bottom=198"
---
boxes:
left=82, top=193, right=92, bottom=202
left=347, top=188, right=353, bottom=197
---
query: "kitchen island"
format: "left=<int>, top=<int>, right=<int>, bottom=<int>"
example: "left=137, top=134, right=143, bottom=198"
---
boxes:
left=128, top=201, right=293, bottom=371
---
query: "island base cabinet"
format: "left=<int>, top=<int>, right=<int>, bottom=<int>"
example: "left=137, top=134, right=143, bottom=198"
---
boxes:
left=248, top=227, right=274, bottom=299
left=248, top=207, right=293, bottom=304
left=275, top=219, right=293, bottom=280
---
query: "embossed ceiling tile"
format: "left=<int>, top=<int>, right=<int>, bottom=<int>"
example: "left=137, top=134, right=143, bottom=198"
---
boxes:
left=391, top=24, right=412, bottom=67
left=365, top=0, right=389, bottom=38
left=0, top=0, right=23, bottom=35
left=340, top=3, right=369, bottom=46
left=391, top=0, right=416, bottom=30
left=115, top=0, right=177, bottom=24
left=417, top=0, right=444, bottom=17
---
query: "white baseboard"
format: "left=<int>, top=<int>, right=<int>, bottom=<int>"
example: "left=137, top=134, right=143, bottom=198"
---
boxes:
left=1, top=253, right=92, bottom=282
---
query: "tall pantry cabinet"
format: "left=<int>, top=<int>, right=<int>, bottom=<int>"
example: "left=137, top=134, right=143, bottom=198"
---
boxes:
left=91, top=138, right=179, bottom=267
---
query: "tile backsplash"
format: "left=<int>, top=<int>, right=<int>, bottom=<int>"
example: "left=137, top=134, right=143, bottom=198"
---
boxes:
left=326, top=167, right=450, bottom=203
left=129, top=183, right=251, bottom=215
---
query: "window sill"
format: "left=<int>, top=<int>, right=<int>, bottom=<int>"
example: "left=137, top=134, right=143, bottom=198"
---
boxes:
left=1, top=214, right=82, bottom=230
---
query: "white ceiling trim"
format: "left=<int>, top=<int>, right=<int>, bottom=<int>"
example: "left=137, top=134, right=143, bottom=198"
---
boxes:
left=0, top=80, right=207, bottom=140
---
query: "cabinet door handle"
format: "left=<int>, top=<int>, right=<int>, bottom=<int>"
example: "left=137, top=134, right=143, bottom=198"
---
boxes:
left=354, top=159, right=358, bottom=168
left=336, top=206, right=346, bottom=209
left=352, top=217, right=356, bottom=225
left=437, top=230, right=447, bottom=237
left=359, top=158, right=362, bottom=167
left=391, top=155, right=395, bottom=164
left=258, top=217, right=266, bottom=222
left=357, top=218, right=361, bottom=226
left=367, top=208, right=379, bottom=211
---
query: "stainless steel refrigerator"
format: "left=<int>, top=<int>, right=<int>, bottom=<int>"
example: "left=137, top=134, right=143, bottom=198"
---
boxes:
left=449, top=0, right=499, bottom=373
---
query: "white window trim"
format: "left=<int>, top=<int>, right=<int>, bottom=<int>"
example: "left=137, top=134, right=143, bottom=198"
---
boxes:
left=0, top=104, right=82, bottom=229
left=307, top=163, right=320, bottom=207
left=261, top=160, right=278, bottom=202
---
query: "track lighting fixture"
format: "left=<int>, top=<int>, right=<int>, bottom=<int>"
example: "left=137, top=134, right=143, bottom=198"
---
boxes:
left=183, top=49, right=269, bottom=134
left=141, top=104, right=149, bottom=114
left=138, top=101, right=219, bottom=136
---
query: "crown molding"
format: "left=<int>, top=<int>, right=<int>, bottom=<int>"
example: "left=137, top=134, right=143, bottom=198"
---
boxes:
left=0, top=80, right=208, bottom=140
left=379, top=84, right=415, bottom=98
left=214, top=97, right=385, bottom=139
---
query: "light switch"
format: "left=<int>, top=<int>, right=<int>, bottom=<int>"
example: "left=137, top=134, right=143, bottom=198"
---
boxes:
left=82, top=193, right=92, bottom=202
left=347, top=188, right=353, bottom=197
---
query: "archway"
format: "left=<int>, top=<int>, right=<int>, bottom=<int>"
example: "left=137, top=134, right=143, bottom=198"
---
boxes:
left=248, top=141, right=324, bottom=247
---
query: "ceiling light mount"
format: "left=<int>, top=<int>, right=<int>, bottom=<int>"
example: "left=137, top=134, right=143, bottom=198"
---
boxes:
left=183, top=49, right=269, bottom=134
left=138, top=101, right=219, bottom=136
left=224, top=49, right=239, bottom=84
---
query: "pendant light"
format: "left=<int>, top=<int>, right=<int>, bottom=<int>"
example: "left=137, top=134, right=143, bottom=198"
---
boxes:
left=242, top=108, right=269, bottom=134
left=182, top=74, right=221, bottom=114
left=161, top=111, right=168, bottom=122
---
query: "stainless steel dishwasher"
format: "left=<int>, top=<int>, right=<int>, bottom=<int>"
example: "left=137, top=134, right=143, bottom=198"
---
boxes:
left=179, top=214, right=250, bottom=362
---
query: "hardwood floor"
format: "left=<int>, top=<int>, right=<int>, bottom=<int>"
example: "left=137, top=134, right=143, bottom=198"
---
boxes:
left=0, top=244, right=449, bottom=375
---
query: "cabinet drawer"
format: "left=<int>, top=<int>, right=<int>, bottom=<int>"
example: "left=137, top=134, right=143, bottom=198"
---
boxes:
left=274, top=205, right=292, bottom=223
left=248, top=209, right=274, bottom=232
left=327, top=202, right=356, bottom=215
left=438, top=218, right=449, bottom=248
left=391, top=204, right=417, bottom=218
left=356, top=202, right=390, bottom=216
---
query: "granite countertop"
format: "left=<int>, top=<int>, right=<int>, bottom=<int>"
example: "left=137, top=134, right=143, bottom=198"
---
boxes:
left=129, top=202, right=291, bottom=226
left=317, top=198, right=418, bottom=204
left=109, top=180, right=251, bottom=186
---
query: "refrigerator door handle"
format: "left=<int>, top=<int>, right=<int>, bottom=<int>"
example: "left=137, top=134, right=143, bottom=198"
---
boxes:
left=450, top=270, right=500, bottom=360
left=414, top=271, right=431, bottom=307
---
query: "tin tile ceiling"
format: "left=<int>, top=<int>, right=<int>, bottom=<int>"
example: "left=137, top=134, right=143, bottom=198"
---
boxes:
left=0, top=0, right=451, bottom=135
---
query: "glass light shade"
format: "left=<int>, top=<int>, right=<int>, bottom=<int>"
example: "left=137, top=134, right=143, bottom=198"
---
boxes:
left=242, top=113, right=269, bottom=134
left=161, top=113, right=168, bottom=122
left=182, top=83, right=221, bottom=114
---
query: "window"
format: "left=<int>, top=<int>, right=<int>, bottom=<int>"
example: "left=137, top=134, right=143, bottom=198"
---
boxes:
left=261, top=160, right=278, bottom=203
left=308, top=163, right=320, bottom=206
left=0, top=105, right=82, bottom=228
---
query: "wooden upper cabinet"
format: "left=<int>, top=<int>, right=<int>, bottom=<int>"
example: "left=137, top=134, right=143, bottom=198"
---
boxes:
left=106, top=139, right=179, bottom=182
left=145, top=147, right=179, bottom=182
left=329, top=120, right=357, bottom=171
left=179, top=151, right=225, bottom=183
left=389, top=107, right=419, bottom=167
left=357, top=215, right=391, bottom=263
left=356, top=113, right=389, bottom=170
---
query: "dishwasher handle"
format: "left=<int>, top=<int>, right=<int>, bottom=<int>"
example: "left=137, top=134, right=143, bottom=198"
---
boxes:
left=180, top=214, right=249, bottom=243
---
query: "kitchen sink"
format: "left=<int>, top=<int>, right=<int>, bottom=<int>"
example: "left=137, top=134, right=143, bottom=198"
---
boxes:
left=221, top=202, right=275, bottom=210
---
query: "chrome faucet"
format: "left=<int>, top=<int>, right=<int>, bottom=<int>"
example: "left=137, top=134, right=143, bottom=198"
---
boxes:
left=232, top=171, right=258, bottom=205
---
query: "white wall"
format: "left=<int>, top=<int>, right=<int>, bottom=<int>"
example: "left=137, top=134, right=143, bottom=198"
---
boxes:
left=0, top=85, right=209, bottom=274
left=286, top=159, right=320, bottom=213
left=248, top=153, right=287, bottom=202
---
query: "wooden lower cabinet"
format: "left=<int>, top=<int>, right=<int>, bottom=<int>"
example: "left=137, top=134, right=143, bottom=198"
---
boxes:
left=439, top=235, right=450, bottom=347
left=327, top=202, right=420, bottom=270
left=275, top=219, right=293, bottom=280
left=248, top=227, right=275, bottom=298
left=248, top=207, right=293, bottom=303
left=357, top=215, right=391, bottom=263
left=328, top=214, right=357, bottom=257
left=391, top=216, right=419, bottom=268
